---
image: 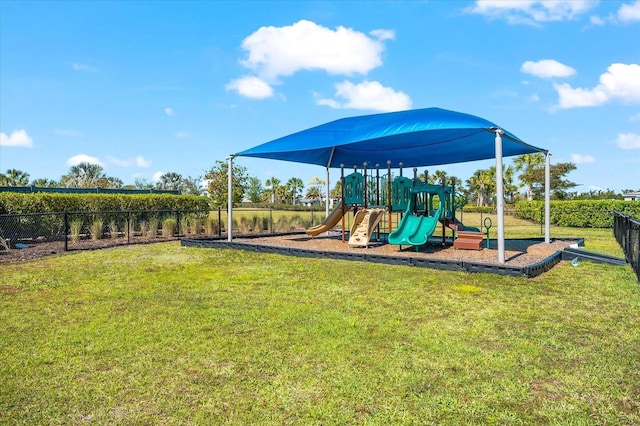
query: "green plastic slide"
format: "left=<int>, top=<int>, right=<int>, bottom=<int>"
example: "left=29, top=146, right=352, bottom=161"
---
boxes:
left=388, top=184, right=445, bottom=247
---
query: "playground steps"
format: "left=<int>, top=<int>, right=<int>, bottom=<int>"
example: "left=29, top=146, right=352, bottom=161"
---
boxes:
left=453, top=230, right=485, bottom=250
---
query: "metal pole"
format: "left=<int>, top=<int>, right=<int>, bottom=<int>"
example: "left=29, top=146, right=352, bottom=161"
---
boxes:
left=326, top=167, right=330, bottom=217
left=363, top=162, right=368, bottom=208
left=545, top=151, right=551, bottom=243
left=495, top=129, right=505, bottom=264
left=227, top=156, right=233, bottom=242
left=63, top=210, right=68, bottom=251
left=376, top=164, right=380, bottom=206
left=341, top=164, right=346, bottom=242
left=387, top=160, right=393, bottom=233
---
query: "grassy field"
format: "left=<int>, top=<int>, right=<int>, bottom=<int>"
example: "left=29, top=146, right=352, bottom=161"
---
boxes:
left=1, top=232, right=638, bottom=424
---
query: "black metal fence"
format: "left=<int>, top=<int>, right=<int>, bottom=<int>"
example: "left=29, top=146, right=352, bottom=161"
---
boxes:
left=0, top=208, right=320, bottom=255
left=614, top=211, right=640, bottom=282
left=0, top=209, right=217, bottom=252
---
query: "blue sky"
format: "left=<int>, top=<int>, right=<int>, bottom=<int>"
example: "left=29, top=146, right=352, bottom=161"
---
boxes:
left=1, top=0, right=639, bottom=193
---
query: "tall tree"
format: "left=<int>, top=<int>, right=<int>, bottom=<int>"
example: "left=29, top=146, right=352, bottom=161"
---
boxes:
left=0, top=169, right=30, bottom=186
left=134, top=178, right=154, bottom=190
left=329, top=179, right=341, bottom=199
left=502, top=165, right=519, bottom=204
left=285, top=177, right=304, bottom=205
left=514, top=153, right=577, bottom=200
left=306, top=176, right=326, bottom=204
left=101, top=176, right=124, bottom=189
left=30, top=178, right=57, bottom=187
left=246, top=176, right=264, bottom=203
left=60, top=162, right=106, bottom=188
left=264, top=177, right=281, bottom=203
left=204, top=160, right=248, bottom=207
left=429, top=169, right=448, bottom=185
left=466, top=168, right=494, bottom=207
left=156, top=172, right=184, bottom=191
left=181, top=176, right=203, bottom=195
left=513, top=153, right=545, bottom=201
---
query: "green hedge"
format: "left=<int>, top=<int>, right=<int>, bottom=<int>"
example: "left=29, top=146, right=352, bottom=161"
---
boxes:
left=515, top=200, right=640, bottom=228
left=0, top=193, right=211, bottom=215
left=461, top=205, right=495, bottom=214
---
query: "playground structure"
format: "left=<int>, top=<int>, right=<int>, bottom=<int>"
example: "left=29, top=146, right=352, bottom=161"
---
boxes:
left=305, top=162, right=483, bottom=250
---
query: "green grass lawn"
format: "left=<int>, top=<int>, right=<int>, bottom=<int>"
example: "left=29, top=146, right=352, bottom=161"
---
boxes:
left=1, top=237, right=638, bottom=424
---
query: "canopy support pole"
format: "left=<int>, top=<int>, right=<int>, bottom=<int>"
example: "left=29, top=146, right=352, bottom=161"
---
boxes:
left=494, top=129, right=505, bottom=264
left=326, top=147, right=335, bottom=218
left=326, top=167, right=330, bottom=218
left=227, top=156, right=234, bottom=242
left=544, top=151, right=551, bottom=243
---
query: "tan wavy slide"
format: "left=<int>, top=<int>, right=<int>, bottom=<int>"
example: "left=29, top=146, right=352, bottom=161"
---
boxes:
left=348, top=208, right=385, bottom=247
left=305, top=202, right=350, bottom=237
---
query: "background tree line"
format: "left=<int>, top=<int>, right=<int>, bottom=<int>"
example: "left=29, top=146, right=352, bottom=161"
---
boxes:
left=2, top=154, right=638, bottom=207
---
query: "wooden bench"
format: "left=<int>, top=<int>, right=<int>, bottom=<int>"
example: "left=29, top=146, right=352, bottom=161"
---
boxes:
left=453, top=230, right=485, bottom=250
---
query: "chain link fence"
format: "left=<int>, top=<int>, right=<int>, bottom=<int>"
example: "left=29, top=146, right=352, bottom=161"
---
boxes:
left=614, top=211, right=640, bottom=282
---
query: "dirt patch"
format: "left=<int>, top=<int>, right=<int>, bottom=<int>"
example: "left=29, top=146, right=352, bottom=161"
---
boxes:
left=0, top=237, right=176, bottom=264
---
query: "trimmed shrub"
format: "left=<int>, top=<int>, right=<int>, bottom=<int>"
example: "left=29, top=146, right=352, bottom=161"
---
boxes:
left=516, top=200, right=640, bottom=228
left=0, top=193, right=210, bottom=215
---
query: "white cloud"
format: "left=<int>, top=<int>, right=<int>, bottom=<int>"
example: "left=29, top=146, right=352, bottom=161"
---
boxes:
left=152, top=171, right=164, bottom=182
left=316, top=80, right=412, bottom=112
left=0, top=129, right=33, bottom=147
left=589, top=15, right=605, bottom=26
left=630, top=112, right=640, bottom=121
left=106, top=155, right=152, bottom=168
left=66, top=154, right=103, bottom=166
left=135, top=156, right=152, bottom=168
left=71, top=63, right=98, bottom=72
left=554, top=63, right=640, bottom=109
left=616, top=132, right=640, bottom=149
left=618, top=1, right=640, bottom=22
left=175, top=131, right=191, bottom=139
left=239, top=20, right=390, bottom=80
left=226, top=76, right=274, bottom=99
left=370, top=29, right=395, bottom=41
left=571, top=153, right=595, bottom=164
left=521, top=59, right=576, bottom=78
left=467, top=0, right=598, bottom=25
left=165, top=108, right=174, bottom=116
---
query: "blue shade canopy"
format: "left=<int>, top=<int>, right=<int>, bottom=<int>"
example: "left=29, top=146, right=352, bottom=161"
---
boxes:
left=234, top=107, right=545, bottom=169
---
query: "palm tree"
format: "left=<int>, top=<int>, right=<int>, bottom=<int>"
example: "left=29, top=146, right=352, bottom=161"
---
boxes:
left=61, top=162, right=106, bottom=188
left=502, top=165, right=518, bottom=204
left=429, top=169, right=448, bottom=185
left=285, top=177, right=304, bottom=205
left=513, top=153, right=545, bottom=201
left=466, top=168, right=494, bottom=207
left=30, top=178, right=57, bottom=187
left=156, top=172, right=183, bottom=191
left=264, top=177, right=281, bottom=203
left=1, top=169, right=30, bottom=186
left=306, top=176, right=326, bottom=204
